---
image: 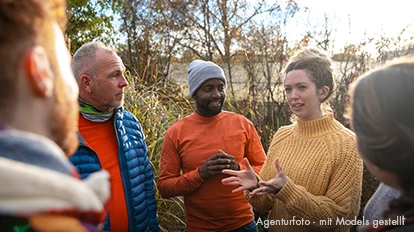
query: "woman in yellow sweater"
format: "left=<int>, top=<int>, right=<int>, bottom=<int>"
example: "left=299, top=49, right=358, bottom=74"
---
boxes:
left=222, top=47, right=363, bottom=232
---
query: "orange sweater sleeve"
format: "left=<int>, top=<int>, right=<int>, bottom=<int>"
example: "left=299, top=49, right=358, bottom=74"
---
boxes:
left=157, top=132, right=204, bottom=199
left=238, top=120, right=266, bottom=174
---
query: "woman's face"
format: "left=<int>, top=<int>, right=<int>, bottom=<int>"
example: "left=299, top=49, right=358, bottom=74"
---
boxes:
left=284, top=69, right=326, bottom=121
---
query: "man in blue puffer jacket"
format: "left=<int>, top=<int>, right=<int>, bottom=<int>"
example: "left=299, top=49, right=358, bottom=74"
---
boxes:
left=70, top=41, right=159, bottom=232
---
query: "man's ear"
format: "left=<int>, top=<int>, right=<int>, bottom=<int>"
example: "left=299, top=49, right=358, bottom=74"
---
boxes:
left=25, top=46, right=54, bottom=97
left=80, top=74, right=93, bottom=94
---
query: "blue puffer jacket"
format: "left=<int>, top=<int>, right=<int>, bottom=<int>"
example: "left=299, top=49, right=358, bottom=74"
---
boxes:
left=70, top=107, right=159, bottom=232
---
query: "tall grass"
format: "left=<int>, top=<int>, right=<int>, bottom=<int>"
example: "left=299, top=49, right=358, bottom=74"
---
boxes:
left=124, top=80, right=193, bottom=231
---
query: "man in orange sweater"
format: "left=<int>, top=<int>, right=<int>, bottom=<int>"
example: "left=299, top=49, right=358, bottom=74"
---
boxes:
left=157, top=60, right=266, bottom=232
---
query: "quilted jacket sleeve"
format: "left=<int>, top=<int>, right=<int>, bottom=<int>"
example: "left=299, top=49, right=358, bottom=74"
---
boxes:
left=136, top=121, right=159, bottom=231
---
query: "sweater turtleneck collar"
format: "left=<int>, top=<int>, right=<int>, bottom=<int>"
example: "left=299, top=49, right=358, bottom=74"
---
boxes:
left=292, top=114, right=344, bottom=138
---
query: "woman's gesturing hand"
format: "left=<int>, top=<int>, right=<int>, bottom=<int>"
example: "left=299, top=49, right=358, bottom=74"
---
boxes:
left=221, top=158, right=258, bottom=193
left=248, top=158, right=287, bottom=198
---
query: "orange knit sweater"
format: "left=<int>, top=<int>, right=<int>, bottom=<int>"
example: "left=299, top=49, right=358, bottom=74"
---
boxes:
left=250, top=114, right=363, bottom=232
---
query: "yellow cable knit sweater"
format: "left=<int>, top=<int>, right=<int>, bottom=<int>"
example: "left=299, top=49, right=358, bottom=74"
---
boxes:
left=250, top=114, right=363, bottom=232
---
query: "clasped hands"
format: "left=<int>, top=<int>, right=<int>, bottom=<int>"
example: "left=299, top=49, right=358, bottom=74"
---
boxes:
left=221, top=158, right=287, bottom=198
left=198, top=149, right=240, bottom=180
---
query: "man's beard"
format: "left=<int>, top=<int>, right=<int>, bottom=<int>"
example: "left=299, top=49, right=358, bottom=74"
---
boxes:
left=91, top=83, right=123, bottom=111
left=199, top=100, right=223, bottom=117
left=50, top=77, right=79, bottom=157
left=207, top=104, right=222, bottom=116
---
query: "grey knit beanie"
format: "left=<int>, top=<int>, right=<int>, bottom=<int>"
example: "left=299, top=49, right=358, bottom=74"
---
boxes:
left=188, top=60, right=226, bottom=97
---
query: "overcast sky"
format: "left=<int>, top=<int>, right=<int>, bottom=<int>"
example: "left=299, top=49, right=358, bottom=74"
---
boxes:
left=289, top=0, right=414, bottom=51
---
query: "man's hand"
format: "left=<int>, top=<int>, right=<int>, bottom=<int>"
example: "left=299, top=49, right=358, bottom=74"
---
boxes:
left=198, top=150, right=239, bottom=180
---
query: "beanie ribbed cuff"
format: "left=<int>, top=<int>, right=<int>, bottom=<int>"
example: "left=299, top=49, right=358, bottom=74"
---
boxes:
left=188, top=60, right=226, bottom=96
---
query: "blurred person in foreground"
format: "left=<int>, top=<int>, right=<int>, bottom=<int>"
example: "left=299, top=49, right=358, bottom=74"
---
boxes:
left=364, top=183, right=400, bottom=222
left=222, top=47, right=363, bottom=231
left=70, top=41, right=159, bottom=232
left=157, top=59, right=266, bottom=231
left=350, top=57, right=414, bottom=231
left=0, top=0, right=109, bottom=231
